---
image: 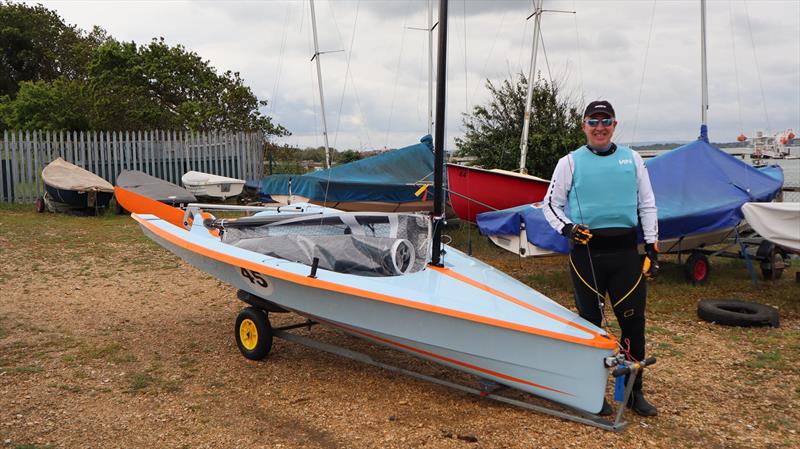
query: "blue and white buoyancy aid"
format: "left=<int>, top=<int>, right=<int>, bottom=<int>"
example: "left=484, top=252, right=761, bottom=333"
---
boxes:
left=567, top=145, right=638, bottom=229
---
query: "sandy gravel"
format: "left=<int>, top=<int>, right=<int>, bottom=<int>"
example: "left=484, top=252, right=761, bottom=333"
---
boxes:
left=1, top=212, right=798, bottom=449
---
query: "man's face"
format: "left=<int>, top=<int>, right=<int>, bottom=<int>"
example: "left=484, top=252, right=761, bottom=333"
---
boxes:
left=582, top=113, right=617, bottom=148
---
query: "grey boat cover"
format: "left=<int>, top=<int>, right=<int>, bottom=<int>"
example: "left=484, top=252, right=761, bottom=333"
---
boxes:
left=741, top=202, right=800, bottom=253
left=117, top=170, right=197, bottom=205
left=221, top=213, right=431, bottom=277
left=42, top=158, right=113, bottom=192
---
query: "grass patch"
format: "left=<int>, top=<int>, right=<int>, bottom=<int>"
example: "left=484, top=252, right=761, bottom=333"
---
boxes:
left=745, top=349, right=785, bottom=370
left=59, top=384, right=81, bottom=393
left=10, top=365, right=43, bottom=374
left=76, top=342, right=135, bottom=364
left=127, top=365, right=183, bottom=394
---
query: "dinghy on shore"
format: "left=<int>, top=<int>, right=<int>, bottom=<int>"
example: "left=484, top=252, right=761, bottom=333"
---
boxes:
left=117, top=170, right=196, bottom=207
left=38, top=158, right=114, bottom=213
left=115, top=0, right=653, bottom=430
left=181, top=171, right=245, bottom=200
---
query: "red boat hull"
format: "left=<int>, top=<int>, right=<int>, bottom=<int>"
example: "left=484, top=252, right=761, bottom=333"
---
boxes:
left=447, top=164, right=550, bottom=223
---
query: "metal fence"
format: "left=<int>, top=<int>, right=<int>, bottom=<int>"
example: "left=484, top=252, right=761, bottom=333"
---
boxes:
left=1, top=130, right=265, bottom=204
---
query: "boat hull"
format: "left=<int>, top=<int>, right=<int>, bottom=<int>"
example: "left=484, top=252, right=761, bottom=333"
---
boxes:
left=44, top=184, right=114, bottom=209
left=135, top=214, right=615, bottom=414
left=447, top=164, right=549, bottom=223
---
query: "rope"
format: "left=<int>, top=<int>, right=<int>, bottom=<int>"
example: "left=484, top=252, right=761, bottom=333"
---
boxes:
left=629, top=0, right=657, bottom=146
left=565, top=155, right=609, bottom=329
left=728, top=1, right=744, bottom=135
left=462, top=0, right=474, bottom=251
left=384, top=0, right=413, bottom=148
left=269, top=3, right=293, bottom=115
left=742, top=0, right=772, bottom=133
left=330, top=0, right=362, bottom=150
left=571, top=0, right=585, bottom=105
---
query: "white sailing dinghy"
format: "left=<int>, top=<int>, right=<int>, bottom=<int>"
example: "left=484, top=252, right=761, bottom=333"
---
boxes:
left=116, top=0, right=653, bottom=431
left=181, top=170, right=245, bottom=200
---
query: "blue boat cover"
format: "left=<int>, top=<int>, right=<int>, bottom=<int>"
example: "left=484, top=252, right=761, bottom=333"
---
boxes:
left=477, top=138, right=784, bottom=254
left=257, top=135, right=435, bottom=203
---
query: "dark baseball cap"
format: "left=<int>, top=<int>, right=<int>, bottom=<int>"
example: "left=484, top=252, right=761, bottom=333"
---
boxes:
left=583, top=100, right=615, bottom=118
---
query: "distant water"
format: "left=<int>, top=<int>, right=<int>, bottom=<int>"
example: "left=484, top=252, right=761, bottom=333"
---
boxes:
left=745, top=156, right=800, bottom=187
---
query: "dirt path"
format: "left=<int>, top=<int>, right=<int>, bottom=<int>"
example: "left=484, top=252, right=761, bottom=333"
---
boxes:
left=1, top=210, right=798, bottom=448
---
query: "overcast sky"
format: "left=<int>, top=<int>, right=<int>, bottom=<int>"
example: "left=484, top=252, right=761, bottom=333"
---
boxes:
left=36, top=0, right=800, bottom=151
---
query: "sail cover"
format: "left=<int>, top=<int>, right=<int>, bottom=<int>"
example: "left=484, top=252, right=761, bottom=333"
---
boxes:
left=256, top=135, right=435, bottom=203
left=221, top=213, right=431, bottom=277
left=477, top=139, right=785, bottom=254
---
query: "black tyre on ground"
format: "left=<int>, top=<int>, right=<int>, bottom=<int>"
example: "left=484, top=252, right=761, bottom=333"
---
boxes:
left=35, top=196, right=46, bottom=213
left=756, top=241, right=786, bottom=280
left=685, top=252, right=711, bottom=285
left=235, top=307, right=273, bottom=360
left=697, top=299, right=779, bottom=327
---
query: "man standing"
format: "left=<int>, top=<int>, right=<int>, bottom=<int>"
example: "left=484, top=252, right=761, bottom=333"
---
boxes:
left=542, top=100, right=659, bottom=417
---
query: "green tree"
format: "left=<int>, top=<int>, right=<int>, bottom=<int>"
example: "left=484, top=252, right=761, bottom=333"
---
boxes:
left=0, top=79, right=90, bottom=130
left=0, top=1, right=91, bottom=98
left=335, top=149, right=362, bottom=165
left=455, top=74, right=584, bottom=178
left=87, top=38, right=289, bottom=136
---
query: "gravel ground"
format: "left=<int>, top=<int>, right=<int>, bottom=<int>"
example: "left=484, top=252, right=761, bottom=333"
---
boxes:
left=0, top=210, right=798, bottom=448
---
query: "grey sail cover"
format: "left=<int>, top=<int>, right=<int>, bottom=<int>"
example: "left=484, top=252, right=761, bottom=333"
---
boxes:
left=221, top=213, right=431, bottom=277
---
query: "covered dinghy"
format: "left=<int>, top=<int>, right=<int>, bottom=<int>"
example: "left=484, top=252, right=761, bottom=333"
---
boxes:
left=477, top=138, right=784, bottom=255
left=257, top=135, right=435, bottom=212
left=117, top=170, right=196, bottom=207
left=41, top=157, right=114, bottom=211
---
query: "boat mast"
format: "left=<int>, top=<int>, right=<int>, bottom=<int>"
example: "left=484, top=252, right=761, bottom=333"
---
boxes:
left=428, top=0, right=434, bottom=135
left=309, top=0, right=332, bottom=168
left=431, top=0, right=448, bottom=267
left=700, top=0, right=709, bottom=141
left=518, top=0, right=543, bottom=174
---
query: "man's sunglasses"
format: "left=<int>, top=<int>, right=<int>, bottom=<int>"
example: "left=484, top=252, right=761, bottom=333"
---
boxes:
left=585, top=118, right=615, bottom=127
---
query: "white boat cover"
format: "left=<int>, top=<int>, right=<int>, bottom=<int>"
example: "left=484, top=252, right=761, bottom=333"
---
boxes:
left=42, top=158, right=113, bottom=192
left=742, top=202, right=800, bottom=253
left=181, top=171, right=245, bottom=187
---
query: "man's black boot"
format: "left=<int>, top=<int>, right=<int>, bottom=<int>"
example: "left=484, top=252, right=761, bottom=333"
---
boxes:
left=628, top=391, right=658, bottom=417
left=598, top=398, right=613, bottom=416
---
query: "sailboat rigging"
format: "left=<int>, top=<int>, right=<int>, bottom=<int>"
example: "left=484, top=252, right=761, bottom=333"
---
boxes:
left=114, top=0, right=654, bottom=431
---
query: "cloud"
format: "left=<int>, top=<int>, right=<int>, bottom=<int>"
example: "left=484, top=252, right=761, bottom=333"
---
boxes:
left=31, top=0, right=800, bottom=149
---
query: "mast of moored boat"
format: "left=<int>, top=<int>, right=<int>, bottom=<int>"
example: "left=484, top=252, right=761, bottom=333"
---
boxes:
left=428, top=0, right=434, bottom=135
left=309, top=0, right=332, bottom=168
left=518, top=0, right=543, bottom=175
left=431, top=0, right=448, bottom=267
left=700, top=0, right=709, bottom=141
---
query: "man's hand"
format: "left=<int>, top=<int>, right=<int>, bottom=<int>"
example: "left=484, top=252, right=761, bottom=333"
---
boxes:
left=562, top=223, right=592, bottom=245
left=643, top=242, right=660, bottom=279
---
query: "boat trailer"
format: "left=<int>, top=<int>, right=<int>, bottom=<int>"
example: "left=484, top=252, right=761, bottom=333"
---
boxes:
left=235, top=290, right=655, bottom=432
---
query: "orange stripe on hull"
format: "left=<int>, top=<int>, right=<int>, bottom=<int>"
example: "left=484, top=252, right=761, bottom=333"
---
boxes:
left=131, top=212, right=616, bottom=350
left=428, top=265, right=616, bottom=348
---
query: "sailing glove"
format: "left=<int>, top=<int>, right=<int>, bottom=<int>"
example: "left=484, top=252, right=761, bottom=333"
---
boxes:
left=562, top=223, right=592, bottom=245
left=643, top=242, right=660, bottom=279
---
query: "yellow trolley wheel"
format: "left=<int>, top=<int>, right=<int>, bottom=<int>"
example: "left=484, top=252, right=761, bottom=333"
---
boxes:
left=235, top=307, right=273, bottom=360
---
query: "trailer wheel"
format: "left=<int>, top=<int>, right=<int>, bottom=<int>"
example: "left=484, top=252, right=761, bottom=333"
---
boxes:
left=235, top=307, right=273, bottom=360
left=756, top=241, right=786, bottom=280
left=698, top=299, right=779, bottom=327
left=685, top=252, right=710, bottom=284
